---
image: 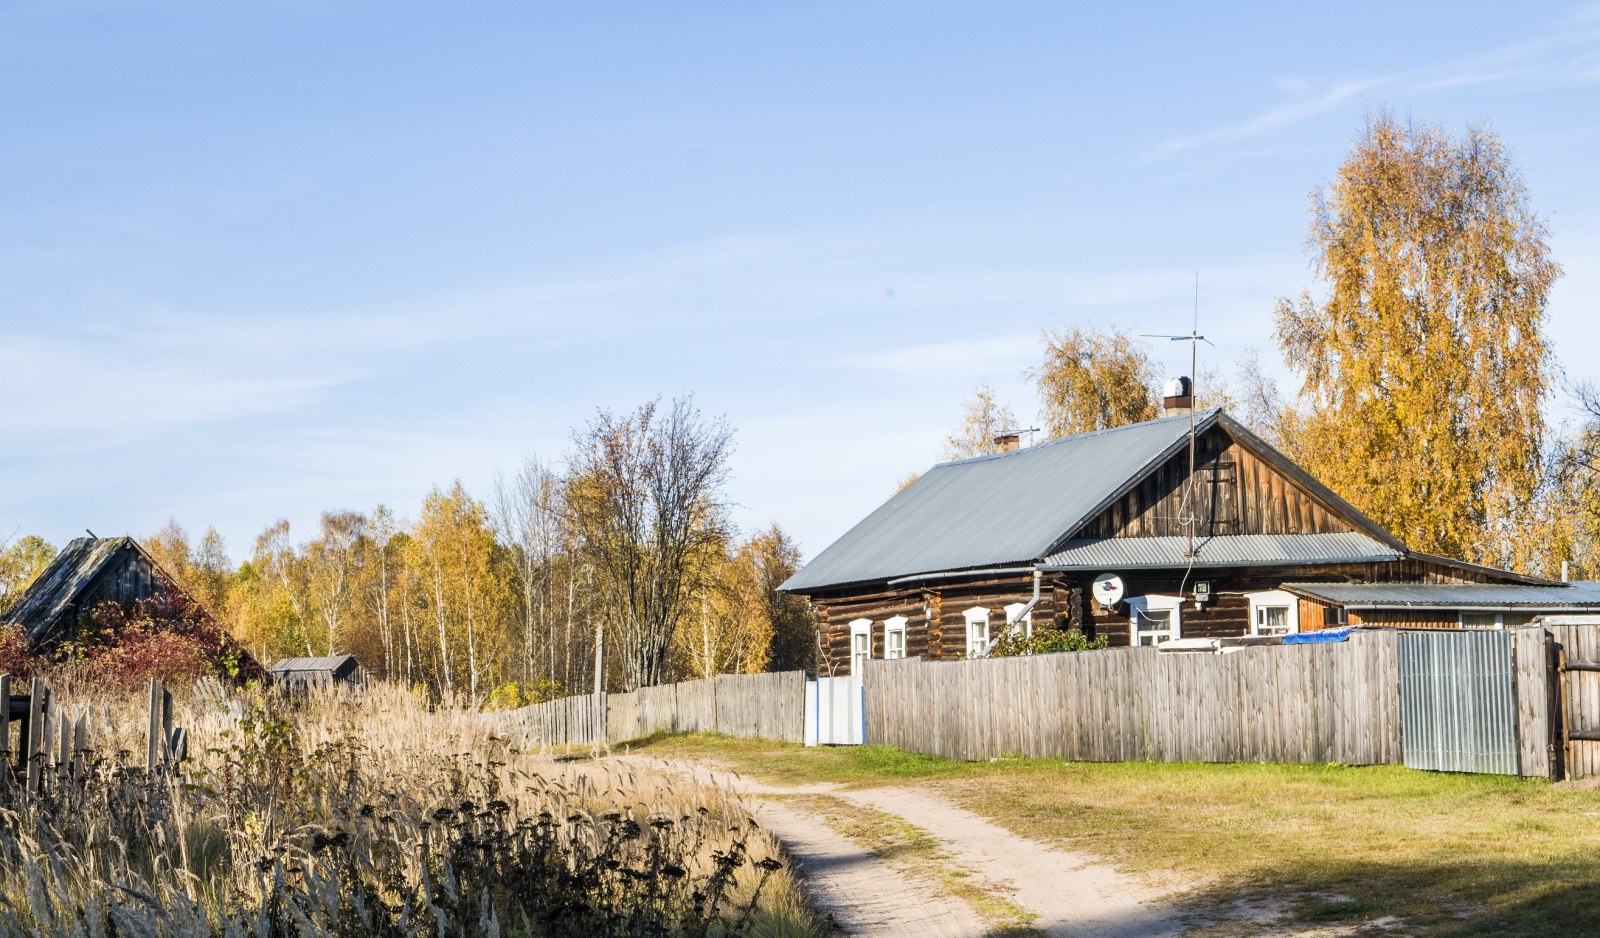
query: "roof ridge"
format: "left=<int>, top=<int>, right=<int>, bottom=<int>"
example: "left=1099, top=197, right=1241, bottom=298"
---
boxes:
left=931, top=407, right=1220, bottom=470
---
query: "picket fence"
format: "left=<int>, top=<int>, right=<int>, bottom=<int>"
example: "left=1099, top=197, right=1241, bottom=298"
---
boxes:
left=498, top=671, right=806, bottom=747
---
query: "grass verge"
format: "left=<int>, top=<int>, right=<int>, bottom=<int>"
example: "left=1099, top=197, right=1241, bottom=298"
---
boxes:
left=628, top=732, right=1600, bottom=938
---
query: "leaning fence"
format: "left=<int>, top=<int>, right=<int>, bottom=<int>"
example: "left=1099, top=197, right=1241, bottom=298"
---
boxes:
left=0, top=675, right=189, bottom=794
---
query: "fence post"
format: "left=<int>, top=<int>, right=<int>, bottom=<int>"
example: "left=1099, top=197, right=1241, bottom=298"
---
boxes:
left=147, top=678, right=164, bottom=773
left=25, top=679, right=46, bottom=794
left=0, top=673, right=10, bottom=786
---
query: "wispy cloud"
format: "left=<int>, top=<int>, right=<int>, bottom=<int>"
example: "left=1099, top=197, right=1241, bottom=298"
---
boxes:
left=1148, top=14, right=1600, bottom=160
left=1151, top=80, right=1383, bottom=160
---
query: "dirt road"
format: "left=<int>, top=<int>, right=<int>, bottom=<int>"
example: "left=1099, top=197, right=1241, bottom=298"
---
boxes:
left=609, top=756, right=1189, bottom=938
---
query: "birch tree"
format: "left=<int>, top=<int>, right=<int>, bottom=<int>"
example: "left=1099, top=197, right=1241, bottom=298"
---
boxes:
left=1031, top=327, right=1159, bottom=437
left=944, top=384, right=1018, bottom=459
left=1273, top=114, right=1559, bottom=566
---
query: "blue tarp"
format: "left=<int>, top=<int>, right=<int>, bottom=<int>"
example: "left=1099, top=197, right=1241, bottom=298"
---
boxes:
left=1284, top=626, right=1356, bottom=644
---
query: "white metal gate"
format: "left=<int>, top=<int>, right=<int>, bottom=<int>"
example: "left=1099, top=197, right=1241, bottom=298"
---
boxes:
left=804, top=674, right=864, bottom=746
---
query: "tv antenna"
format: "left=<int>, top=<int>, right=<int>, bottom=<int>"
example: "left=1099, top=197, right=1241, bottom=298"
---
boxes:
left=1140, top=274, right=1215, bottom=559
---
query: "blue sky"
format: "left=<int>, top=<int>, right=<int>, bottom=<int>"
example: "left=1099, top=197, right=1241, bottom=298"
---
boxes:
left=4, top=1, right=1600, bottom=563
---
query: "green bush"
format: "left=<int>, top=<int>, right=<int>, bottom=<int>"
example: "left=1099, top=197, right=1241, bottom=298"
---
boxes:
left=990, top=627, right=1107, bottom=657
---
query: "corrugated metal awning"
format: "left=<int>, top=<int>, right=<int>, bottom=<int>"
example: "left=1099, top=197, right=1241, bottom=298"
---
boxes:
left=1039, top=532, right=1401, bottom=571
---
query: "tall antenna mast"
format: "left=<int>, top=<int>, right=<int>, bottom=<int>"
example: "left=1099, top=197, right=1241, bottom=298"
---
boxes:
left=1142, top=273, right=1212, bottom=559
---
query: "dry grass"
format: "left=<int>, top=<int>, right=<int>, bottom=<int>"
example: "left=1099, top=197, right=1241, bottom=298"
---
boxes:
left=0, top=683, right=819, bottom=937
left=632, top=733, right=1600, bottom=937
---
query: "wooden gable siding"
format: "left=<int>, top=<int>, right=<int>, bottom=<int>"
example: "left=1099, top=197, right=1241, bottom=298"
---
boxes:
left=1077, top=426, right=1351, bottom=539
left=39, top=544, right=166, bottom=646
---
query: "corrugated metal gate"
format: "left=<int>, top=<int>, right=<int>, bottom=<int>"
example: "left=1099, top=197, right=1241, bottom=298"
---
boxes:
left=1397, top=630, right=1518, bottom=775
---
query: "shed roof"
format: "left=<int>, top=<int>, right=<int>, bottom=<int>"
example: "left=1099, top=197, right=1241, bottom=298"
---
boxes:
left=1041, top=532, right=1402, bottom=571
left=1283, top=582, right=1600, bottom=609
left=268, top=655, right=360, bottom=675
left=0, top=537, right=151, bottom=640
left=781, top=412, right=1210, bottom=592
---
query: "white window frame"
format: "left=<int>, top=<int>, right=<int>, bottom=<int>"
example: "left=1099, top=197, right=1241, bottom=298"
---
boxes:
left=964, top=607, right=990, bottom=657
left=1459, top=611, right=1504, bottom=630
left=1247, top=590, right=1301, bottom=637
left=884, top=616, right=908, bottom=660
left=1003, top=602, right=1033, bottom=639
left=1127, top=595, right=1182, bottom=646
left=849, top=618, right=873, bottom=674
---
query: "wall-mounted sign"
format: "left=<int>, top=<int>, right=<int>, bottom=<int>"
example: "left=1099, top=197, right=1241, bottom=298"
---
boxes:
left=1091, top=573, right=1125, bottom=608
left=1193, top=581, right=1212, bottom=603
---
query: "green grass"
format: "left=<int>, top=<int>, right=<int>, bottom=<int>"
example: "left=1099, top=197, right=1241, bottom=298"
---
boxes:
left=627, top=733, right=1600, bottom=937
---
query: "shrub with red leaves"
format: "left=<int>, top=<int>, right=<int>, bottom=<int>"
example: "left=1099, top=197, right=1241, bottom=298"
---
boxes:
left=61, top=592, right=263, bottom=689
left=0, top=625, right=38, bottom=682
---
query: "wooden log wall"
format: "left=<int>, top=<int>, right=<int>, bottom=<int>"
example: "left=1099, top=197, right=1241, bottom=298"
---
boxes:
left=862, top=632, right=1403, bottom=765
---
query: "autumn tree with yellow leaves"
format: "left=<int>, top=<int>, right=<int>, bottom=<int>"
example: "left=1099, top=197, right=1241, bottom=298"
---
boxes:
left=1273, top=114, right=1560, bottom=569
left=1031, top=327, right=1160, bottom=437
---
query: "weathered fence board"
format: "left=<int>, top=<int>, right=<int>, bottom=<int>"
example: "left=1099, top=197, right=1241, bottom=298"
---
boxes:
left=863, top=632, right=1403, bottom=765
left=1513, top=627, right=1554, bottom=779
left=1543, top=619, right=1600, bottom=779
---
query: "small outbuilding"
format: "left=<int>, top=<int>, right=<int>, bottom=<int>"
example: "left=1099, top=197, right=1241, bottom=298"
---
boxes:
left=4, top=536, right=193, bottom=647
left=267, top=655, right=367, bottom=691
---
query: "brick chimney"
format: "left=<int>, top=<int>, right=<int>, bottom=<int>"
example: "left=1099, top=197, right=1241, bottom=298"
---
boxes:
left=1162, top=376, right=1194, bottom=417
left=993, top=433, right=1021, bottom=453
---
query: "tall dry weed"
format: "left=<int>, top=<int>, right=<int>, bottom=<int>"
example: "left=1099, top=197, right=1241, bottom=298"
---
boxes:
left=0, top=681, right=816, bottom=937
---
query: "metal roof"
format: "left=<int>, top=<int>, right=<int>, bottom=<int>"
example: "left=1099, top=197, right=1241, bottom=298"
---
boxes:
left=781, top=412, right=1212, bottom=592
left=1, top=537, right=140, bottom=640
left=269, top=655, right=361, bottom=675
left=1041, top=532, right=1402, bottom=571
left=1283, top=582, right=1600, bottom=609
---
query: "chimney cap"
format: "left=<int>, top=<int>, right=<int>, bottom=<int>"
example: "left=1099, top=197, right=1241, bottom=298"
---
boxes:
left=1162, top=375, right=1195, bottom=417
left=992, top=432, right=1021, bottom=453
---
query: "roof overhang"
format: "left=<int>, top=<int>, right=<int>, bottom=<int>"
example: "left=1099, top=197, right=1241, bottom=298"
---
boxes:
left=1282, top=581, right=1600, bottom=610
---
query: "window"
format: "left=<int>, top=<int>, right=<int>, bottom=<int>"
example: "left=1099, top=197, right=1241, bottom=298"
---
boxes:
left=849, top=619, right=872, bottom=674
left=884, top=616, right=908, bottom=660
left=1460, top=612, right=1503, bottom=630
left=1247, top=590, right=1300, bottom=636
left=1127, top=595, right=1182, bottom=646
left=964, top=607, right=990, bottom=657
left=1003, top=602, right=1033, bottom=639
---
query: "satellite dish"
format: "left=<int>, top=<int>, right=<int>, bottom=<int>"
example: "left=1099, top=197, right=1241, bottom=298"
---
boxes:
left=1092, top=573, right=1125, bottom=608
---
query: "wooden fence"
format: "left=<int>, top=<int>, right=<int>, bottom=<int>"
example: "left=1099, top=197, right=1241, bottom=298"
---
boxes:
left=499, top=670, right=806, bottom=747
left=0, top=675, right=188, bottom=793
left=862, top=631, right=1403, bottom=765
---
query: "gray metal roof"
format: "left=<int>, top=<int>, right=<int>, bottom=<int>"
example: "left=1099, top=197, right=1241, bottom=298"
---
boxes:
left=1283, top=582, right=1600, bottom=609
left=1041, top=532, right=1402, bottom=571
left=268, top=655, right=361, bottom=675
left=781, top=412, right=1212, bottom=592
left=1, top=537, right=138, bottom=640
